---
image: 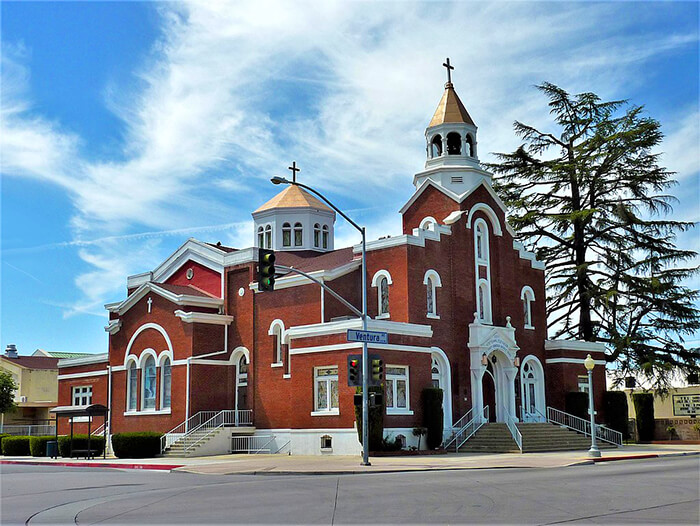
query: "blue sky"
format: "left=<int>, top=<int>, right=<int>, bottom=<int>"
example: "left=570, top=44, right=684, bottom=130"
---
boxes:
left=1, top=1, right=698, bottom=356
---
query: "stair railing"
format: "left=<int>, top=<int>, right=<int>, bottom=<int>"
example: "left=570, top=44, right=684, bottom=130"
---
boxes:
left=445, top=405, right=489, bottom=451
left=504, top=412, right=523, bottom=451
left=451, top=408, right=474, bottom=435
left=546, top=407, right=622, bottom=446
left=184, top=410, right=243, bottom=454
left=161, top=409, right=253, bottom=454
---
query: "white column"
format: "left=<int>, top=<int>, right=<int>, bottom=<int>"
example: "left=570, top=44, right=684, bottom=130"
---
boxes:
left=441, top=136, right=448, bottom=157
left=470, top=367, right=485, bottom=422
left=503, top=366, right=518, bottom=421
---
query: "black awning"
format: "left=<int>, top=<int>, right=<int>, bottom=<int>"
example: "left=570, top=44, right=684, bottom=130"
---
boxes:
left=50, top=404, right=108, bottom=418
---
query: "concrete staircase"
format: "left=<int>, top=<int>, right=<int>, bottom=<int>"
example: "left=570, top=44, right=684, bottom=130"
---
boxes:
left=517, top=422, right=616, bottom=453
left=450, top=423, right=519, bottom=453
left=162, top=426, right=255, bottom=457
left=449, top=422, right=618, bottom=454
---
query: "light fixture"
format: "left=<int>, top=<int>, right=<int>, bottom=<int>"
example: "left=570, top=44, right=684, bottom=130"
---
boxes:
left=514, top=356, right=520, bottom=368
left=481, top=353, right=488, bottom=366
left=584, top=354, right=595, bottom=371
left=491, top=355, right=497, bottom=364
left=270, top=176, right=289, bottom=185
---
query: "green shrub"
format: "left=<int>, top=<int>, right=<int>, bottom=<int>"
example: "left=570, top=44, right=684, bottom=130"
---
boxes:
left=57, top=434, right=105, bottom=457
left=29, top=435, right=56, bottom=457
left=111, top=432, right=163, bottom=458
left=633, top=393, right=655, bottom=442
left=422, top=388, right=444, bottom=449
left=2, top=435, right=31, bottom=456
left=0, top=433, right=10, bottom=451
left=603, top=391, right=630, bottom=440
left=565, top=391, right=589, bottom=419
left=354, top=386, right=384, bottom=452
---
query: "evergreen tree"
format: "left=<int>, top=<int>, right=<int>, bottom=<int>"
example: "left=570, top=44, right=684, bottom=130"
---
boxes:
left=0, top=371, right=18, bottom=415
left=490, top=82, right=699, bottom=389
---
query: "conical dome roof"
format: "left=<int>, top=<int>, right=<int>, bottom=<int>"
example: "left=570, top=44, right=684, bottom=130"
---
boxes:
left=429, top=82, right=475, bottom=127
left=254, top=185, right=333, bottom=213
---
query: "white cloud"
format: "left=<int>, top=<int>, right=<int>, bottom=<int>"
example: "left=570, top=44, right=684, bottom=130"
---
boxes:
left=1, top=1, right=698, bottom=318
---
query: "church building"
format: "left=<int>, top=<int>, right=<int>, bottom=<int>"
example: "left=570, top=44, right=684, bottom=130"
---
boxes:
left=56, top=64, right=608, bottom=456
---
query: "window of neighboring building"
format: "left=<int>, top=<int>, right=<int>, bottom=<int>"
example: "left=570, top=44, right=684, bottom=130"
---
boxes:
left=386, top=366, right=409, bottom=413
left=294, top=222, right=303, bottom=247
left=161, top=357, right=172, bottom=409
left=314, top=366, right=339, bottom=413
left=314, top=223, right=321, bottom=248
left=282, top=223, right=291, bottom=247
left=127, top=361, right=138, bottom=411
left=322, top=225, right=329, bottom=249
left=264, top=225, right=272, bottom=249
left=142, top=355, right=157, bottom=410
left=72, top=385, right=92, bottom=407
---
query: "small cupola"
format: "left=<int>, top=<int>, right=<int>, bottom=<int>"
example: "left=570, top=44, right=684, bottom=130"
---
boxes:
left=413, top=58, right=492, bottom=193
left=252, top=163, right=336, bottom=252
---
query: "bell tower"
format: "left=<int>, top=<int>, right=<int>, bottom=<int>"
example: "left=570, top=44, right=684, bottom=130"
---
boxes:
left=413, top=58, right=492, bottom=193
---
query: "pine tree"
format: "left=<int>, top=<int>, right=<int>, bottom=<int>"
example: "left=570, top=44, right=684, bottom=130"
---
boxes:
left=490, top=82, right=699, bottom=389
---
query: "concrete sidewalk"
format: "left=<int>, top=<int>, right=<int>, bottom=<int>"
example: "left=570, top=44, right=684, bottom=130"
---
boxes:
left=1, top=444, right=698, bottom=475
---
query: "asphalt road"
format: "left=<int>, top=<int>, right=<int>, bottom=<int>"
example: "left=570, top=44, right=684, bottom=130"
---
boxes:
left=1, top=457, right=698, bottom=525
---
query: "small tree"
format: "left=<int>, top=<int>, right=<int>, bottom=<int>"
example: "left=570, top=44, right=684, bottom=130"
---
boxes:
left=0, top=371, right=18, bottom=415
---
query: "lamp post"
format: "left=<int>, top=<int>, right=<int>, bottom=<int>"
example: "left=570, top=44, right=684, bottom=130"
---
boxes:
left=271, top=175, right=371, bottom=466
left=584, top=353, right=601, bottom=458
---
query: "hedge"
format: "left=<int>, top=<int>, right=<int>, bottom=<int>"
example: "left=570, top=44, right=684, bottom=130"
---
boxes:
left=603, top=391, right=630, bottom=440
left=633, top=393, right=655, bottom=442
left=0, top=433, right=10, bottom=451
left=29, top=435, right=56, bottom=457
left=565, top=391, right=589, bottom=420
left=355, top=385, right=384, bottom=452
left=112, top=432, right=163, bottom=458
left=2, top=435, right=31, bottom=456
left=57, top=434, right=105, bottom=457
left=422, top=388, right=444, bottom=449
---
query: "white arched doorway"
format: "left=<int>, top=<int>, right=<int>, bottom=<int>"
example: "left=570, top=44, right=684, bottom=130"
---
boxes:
left=520, top=355, right=546, bottom=422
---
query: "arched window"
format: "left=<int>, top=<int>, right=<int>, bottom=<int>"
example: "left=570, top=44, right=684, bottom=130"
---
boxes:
left=322, top=225, right=329, bottom=249
left=371, top=270, right=392, bottom=318
left=475, top=222, right=488, bottom=262
left=127, top=361, right=138, bottom=411
left=521, top=286, right=535, bottom=329
left=466, top=134, right=475, bottom=157
left=142, top=355, right=157, bottom=410
left=161, top=357, right=171, bottom=409
left=423, top=269, right=442, bottom=318
left=273, top=325, right=282, bottom=363
left=447, top=132, right=461, bottom=155
left=478, top=280, right=491, bottom=324
left=431, top=135, right=443, bottom=157
left=431, top=357, right=441, bottom=388
left=238, top=355, right=248, bottom=386
left=264, top=225, right=272, bottom=249
left=282, top=223, right=291, bottom=247
left=419, top=217, right=437, bottom=231
left=294, top=222, right=303, bottom=247
left=314, top=223, right=321, bottom=248
left=257, top=226, right=264, bottom=248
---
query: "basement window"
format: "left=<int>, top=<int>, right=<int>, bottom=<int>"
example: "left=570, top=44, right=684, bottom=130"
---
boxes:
left=321, top=435, right=333, bottom=450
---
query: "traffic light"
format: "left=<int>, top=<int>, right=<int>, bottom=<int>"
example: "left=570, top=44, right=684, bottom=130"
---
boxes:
left=347, top=354, right=362, bottom=387
left=257, top=248, right=276, bottom=291
left=369, top=355, right=384, bottom=386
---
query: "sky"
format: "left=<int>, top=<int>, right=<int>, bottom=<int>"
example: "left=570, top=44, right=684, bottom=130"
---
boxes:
left=1, top=1, right=698, bottom=357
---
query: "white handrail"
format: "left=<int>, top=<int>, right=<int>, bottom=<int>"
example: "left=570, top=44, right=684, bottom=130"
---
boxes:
left=162, top=409, right=254, bottom=454
left=451, top=408, right=474, bottom=434
left=504, top=412, right=522, bottom=451
left=445, top=406, right=489, bottom=451
left=547, top=406, right=622, bottom=446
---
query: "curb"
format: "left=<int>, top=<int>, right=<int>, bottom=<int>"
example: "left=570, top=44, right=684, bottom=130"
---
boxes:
left=591, top=451, right=700, bottom=463
left=0, top=460, right=183, bottom=471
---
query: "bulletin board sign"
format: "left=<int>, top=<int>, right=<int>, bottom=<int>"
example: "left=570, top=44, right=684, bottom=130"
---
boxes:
left=672, top=394, right=700, bottom=416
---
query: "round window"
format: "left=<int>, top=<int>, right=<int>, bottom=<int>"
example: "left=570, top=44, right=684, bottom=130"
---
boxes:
left=186, top=268, right=194, bottom=280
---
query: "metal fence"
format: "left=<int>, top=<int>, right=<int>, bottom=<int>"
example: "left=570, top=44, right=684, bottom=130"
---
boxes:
left=0, top=425, right=56, bottom=436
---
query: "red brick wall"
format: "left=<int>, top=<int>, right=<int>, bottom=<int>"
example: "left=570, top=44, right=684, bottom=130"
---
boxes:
left=165, top=259, right=221, bottom=297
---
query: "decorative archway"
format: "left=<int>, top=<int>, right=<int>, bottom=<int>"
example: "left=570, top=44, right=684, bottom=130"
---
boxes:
left=430, top=348, right=453, bottom=436
left=520, top=355, right=546, bottom=422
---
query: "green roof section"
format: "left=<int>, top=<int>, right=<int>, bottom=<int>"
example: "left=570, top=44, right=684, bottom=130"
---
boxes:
left=32, top=349, right=94, bottom=359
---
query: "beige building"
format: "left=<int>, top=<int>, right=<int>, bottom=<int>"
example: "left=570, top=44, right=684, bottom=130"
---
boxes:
left=0, top=345, right=59, bottom=425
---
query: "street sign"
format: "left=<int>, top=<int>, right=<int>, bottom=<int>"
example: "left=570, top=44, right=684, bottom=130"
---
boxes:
left=347, top=329, right=388, bottom=344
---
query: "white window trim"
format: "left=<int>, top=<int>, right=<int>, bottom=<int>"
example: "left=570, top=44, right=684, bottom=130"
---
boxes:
left=385, top=365, right=412, bottom=415
left=271, top=362, right=284, bottom=368
left=124, top=409, right=172, bottom=416
left=371, top=270, right=392, bottom=319
left=521, top=286, right=535, bottom=329
left=313, top=365, right=339, bottom=414
left=423, top=269, right=442, bottom=319
left=419, top=216, right=438, bottom=231
left=160, top=356, right=172, bottom=410
left=72, top=385, right=93, bottom=407
left=268, top=319, right=285, bottom=365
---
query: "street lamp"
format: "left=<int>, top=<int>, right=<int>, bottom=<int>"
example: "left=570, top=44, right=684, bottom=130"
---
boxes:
left=584, top=354, right=601, bottom=458
left=271, top=174, right=371, bottom=466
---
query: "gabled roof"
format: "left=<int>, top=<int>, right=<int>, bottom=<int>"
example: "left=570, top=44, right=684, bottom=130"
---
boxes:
left=32, top=349, right=92, bottom=359
left=429, top=82, right=475, bottom=127
left=0, top=355, right=59, bottom=370
left=106, top=282, right=223, bottom=315
left=254, top=185, right=333, bottom=213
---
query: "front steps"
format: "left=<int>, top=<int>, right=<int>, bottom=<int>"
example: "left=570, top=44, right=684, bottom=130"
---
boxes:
left=162, top=426, right=255, bottom=457
left=451, top=422, right=618, bottom=454
left=517, top=422, right=616, bottom=453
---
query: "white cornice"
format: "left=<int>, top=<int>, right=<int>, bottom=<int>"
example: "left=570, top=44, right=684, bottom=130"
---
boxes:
left=174, top=310, right=234, bottom=325
left=249, top=260, right=361, bottom=292
left=545, top=340, right=607, bottom=353
left=58, top=353, right=109, bottom=368
left=352, top=223, right=452, bottom=255
left=546, top=358, right=607, bottom=366
left=513, top=241, right=546, bottom=270
left=58, top=369, right=109, bottom=380
left=106, top=282, right=223, bottom=316
left=104, top=319, right=122, bottom=335
left=285, top=318, right=433, bottom=342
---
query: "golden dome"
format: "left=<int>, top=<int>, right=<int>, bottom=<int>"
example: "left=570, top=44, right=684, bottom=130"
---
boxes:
left=254, top=185, right=333, bottom=213
left=429, top=82, right=475, bottom=127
